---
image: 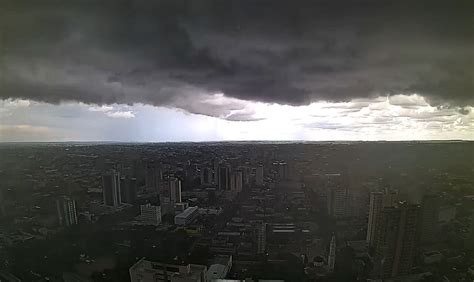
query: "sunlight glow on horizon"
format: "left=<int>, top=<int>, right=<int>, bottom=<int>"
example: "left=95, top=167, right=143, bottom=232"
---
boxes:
left=0, top=94, right=473, bottom=142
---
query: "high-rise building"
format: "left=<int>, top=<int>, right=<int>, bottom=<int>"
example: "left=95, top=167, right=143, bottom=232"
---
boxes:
left=241, top=166, right=251, bottom=186
left=0, top=188, right=5, bottom=217
left=230, top=171, right=243, bottom=192
left=328, top=234, right=336, bottom=272
left=350, top=189, right=369, bottom=220
left=169, top=177, right=182, bottom=204
left=327, top=186, right=348, bottom=218
left=367, top=190, right=398, bottom=246
left=159, top=177, right=182, bottom=204
left=146, top=162, right=162, bottom=190
left=213, top=159, right=220, bottom=184
left=256, top=222, right=266, bottom=254
left=466, top=216, right=474, bottom=250
left=139, top=204, right=162, bottom=225
left=255, top=165, right=264, bottom=186
left=170, top=178, right=182, bottom=204
left=121, top=177, right=137, bottom=204
left=159, top=177, right=182, bottom=214
left=229, top=172, right=235, bottom=192
left=56, top=196, right=78, bottom=227
left=383, top=189, right=398, bottom=207
left=276, top=162, right=288, bottom=180
left=438, top=205, right=456, bottom=225
left=200, top=167, right=213, bottom=185
left=102, top=169, right=122, bottom=207
left=218, top=166, right=230, bottom=191
left=367, top=192, right=384, bottom=245
left=419, top=195, right=441, bottom=244
left=374, top=202, right=420, bottom=278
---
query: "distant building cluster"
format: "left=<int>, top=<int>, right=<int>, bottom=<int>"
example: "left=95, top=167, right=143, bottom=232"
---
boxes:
left=1, top=142, right=474, bottom=281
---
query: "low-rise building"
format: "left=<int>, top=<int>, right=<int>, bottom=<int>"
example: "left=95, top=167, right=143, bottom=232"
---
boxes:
left=175, top=206, right=199, bottom=226
left=206, top=255, right=232, bottom=281
left=129, top=258, right=207, bottom=282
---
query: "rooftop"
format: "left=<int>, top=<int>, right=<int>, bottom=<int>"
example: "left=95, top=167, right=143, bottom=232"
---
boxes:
left=130, top=258, right=207, bottom=280
left=175, top=206, right=199, bottom=218
left=207, top=264, right=227, bottom=280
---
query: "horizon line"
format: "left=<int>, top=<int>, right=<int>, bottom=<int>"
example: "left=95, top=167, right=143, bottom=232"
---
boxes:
left=1, top=139, right=472, bottom=144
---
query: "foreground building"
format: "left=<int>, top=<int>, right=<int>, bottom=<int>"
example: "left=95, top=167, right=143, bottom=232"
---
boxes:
left=419, top=194, right=441, bottom=244
left=129, top=258, right=207, bottom=282
left=206, top=255, right=232, bottom=281
left=327, top=234, right=336, bottom=273
left=374, top=202, right=420, bottom=278
left=366, top=190, right=398, bottom=246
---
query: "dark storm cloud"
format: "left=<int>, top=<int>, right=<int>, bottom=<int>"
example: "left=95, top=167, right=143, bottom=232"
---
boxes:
left=0, top=0, right=473, bottom=117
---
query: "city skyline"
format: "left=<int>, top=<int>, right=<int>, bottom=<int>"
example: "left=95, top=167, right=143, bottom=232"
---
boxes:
left=1, top=1, right=473, bottom=280
left=1, top=139, right=473, bottom=280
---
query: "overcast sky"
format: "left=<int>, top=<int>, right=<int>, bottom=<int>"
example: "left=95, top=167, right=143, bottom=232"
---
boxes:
left=0, top=0, right=473, bottom=141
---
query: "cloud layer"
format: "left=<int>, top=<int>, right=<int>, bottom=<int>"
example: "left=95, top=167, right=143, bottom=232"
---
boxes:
left=1, top=0, right=473, bottom=119
left=1, top=96, right=472, bottom=142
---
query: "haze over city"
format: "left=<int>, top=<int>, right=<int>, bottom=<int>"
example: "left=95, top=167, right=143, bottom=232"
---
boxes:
left=0, top=1, right=474, bottom=282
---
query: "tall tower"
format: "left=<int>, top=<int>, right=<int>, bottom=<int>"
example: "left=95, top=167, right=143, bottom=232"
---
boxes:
left=367, top=190, right=398, bottom=246
left=419, top=194, right=441, bottom=244
left=277, top=162, right=288, bottom=180
left=200, top=167, right=212, bottom=185
left=230, top=171, right=243, bottom=192
left=383, top=189, right=398, bottom=207
left=169, top=177, right=182, bottom=204
left=242, top=166, right=251, bottom=186
left=0, top=188, right=5, bottom=217
left=102, top=169, right=122, bottom=207
left=121, top=177, right=137, bottom=204
left=256, top=222, right=267, bottom=254
left=159, top=177, right=182, bottom=214
left=255, top=165, right=264, bottom=186
left=328, top=186, right=348, bottom=218
left=328, top=234, right=336, bottom=273
left=374, top=202, right=420, bottom=278
left=146, top=162, right=162, bottom=190
left=466, top=216, right=474, bottom=250
left=213, top=159, right=220, bottom=184
left=218, top=166, right=230, bottom=191
left=56, top=196, right=78, bottom=227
